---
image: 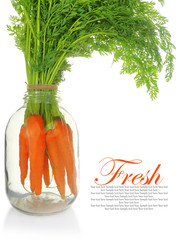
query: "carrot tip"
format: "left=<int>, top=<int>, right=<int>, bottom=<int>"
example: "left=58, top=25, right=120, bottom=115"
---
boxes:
left=22, top=185, right=31, bottom=194
left=35, top=192, right=41, bottom=196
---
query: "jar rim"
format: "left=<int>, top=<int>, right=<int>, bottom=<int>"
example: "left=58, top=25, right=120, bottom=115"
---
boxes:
left=27, top=84, right=58, bottom=91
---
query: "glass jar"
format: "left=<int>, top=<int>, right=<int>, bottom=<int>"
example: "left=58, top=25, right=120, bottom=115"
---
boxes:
left=5, top=88, right=79, bottom=215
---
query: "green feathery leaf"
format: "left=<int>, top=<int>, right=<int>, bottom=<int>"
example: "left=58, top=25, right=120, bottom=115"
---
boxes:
left=8, top=0, right=175, bottom=99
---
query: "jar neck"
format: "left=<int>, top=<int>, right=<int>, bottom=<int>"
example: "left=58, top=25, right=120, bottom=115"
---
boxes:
left=24, top=89, right=60, bottom=105
left=23, top=90, right=62, bottom=126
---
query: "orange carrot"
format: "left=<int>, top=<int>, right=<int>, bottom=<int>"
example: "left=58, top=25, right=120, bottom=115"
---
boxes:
left=43, top=154, right=50, bottom=187
left=27, top=115, right=45, bottom=195
left=65, top=123, right=77, bottom=195
left=54, top=120, right=77, bottom=195
left=19, top=125, right=29, bottom=186
left=67, top=124, right=74, bottom=154
left=46, top=129, right=65, bottom=199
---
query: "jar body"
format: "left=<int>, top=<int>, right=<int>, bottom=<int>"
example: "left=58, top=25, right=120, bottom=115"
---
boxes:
left=5, top=90, right=79, bottom=215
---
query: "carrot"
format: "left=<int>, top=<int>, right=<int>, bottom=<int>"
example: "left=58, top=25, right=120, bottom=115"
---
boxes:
left=66, top=124, right=77, bottom=194
left=54, top=120, right=77, bottom=195
left=43, top=154, right=50, bottom=187
left=27, top=115, right=45, bottom=195
left=67, top=124, right=74, bottom=153
left=46, top=129, right=65, bottom=199
left=19, top=125, right=29, bottom=186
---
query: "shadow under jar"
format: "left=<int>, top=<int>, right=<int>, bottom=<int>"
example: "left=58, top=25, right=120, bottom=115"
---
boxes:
left=5, top=88, right=79, bottom=215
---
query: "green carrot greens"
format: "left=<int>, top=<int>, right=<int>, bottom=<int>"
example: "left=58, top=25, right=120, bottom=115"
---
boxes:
left=8, top=0, right=175, bottom=99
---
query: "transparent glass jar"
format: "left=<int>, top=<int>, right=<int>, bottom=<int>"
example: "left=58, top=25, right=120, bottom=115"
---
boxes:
left=5, top=89, right=79, bottom=215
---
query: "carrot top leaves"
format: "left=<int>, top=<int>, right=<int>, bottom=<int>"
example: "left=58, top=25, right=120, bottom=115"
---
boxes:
left=8, top=0, right=175, bottom=99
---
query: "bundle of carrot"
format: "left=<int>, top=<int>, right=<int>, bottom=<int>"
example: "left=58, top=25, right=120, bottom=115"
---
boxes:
left=19, top=114, right=77, bottom=198
left=8, top=0, right=175, bottom=197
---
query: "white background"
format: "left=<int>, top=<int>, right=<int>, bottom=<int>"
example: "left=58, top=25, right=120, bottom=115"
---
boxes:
left=0, top=1, right=180, bottom=239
